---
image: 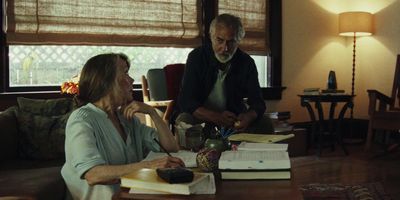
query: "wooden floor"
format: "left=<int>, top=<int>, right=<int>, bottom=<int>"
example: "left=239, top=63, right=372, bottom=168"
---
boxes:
left=294, top=143, right=400, bottom=199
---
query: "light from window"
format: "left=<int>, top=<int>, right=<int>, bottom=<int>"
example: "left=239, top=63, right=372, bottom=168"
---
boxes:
left=8, top=45, right=268, bottom=87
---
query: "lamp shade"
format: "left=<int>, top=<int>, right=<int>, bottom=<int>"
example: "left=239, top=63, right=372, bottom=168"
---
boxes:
left=339, top=12, right=373, bottom=36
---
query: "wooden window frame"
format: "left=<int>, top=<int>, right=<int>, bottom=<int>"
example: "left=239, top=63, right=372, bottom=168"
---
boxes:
left=0, top=0, right=283, bottom=101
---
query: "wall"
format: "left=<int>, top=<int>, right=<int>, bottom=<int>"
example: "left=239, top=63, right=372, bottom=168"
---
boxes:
left=268, top=0, right=400, bottom=123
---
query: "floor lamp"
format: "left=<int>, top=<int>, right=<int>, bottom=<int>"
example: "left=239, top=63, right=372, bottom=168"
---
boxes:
left=339, top=11, right=373, bottom=118
left=339, top=11, right=373, bottom=141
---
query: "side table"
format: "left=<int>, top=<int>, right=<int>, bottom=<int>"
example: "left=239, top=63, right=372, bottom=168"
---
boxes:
left=298, top=94, right=354, bottom=156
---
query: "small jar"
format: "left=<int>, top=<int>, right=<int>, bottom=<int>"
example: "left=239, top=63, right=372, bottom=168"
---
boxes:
left=185, top=126, right=204, bottom=152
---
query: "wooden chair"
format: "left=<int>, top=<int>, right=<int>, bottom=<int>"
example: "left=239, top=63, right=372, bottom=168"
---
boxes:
left=141, top=64, right=185, bottom=127
left=365, top=54, right=400, bottom=151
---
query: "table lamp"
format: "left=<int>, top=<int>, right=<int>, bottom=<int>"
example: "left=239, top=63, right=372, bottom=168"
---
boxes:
left=339, top=11, right=373, bottom=118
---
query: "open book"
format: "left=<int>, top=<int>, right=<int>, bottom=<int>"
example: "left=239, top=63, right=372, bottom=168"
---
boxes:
left=219, top=150, right=290, bottom=170
left=120, top=168, right=215, bottom=195
left=218, top=150, right=291, bottom=180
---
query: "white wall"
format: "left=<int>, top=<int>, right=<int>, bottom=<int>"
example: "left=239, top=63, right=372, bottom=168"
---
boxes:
left=267, top=0, right=400, bottom=123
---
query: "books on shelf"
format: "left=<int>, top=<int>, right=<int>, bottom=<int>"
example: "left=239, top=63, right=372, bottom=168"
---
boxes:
left=120, top=168, right=216, bottom=195
left=321, top=89, right=345, bottom=94
left=265, top=111, right=291, bottom=121
left=228, top=133, right=295, bottom=143
left=237, top=142, right=288, bottom=151
left=303, top=88, right=320, bottom=95
left=220, top=169, right=291, bottom=180
left=142, top=150, right=198, bottom=168
left=218, top=150, right=291, bottom=180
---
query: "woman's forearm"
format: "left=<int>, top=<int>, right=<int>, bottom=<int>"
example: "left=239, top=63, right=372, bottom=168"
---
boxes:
left=148, top=110, right=179, bottom=152
left=84, top=161, right=150, bottom=186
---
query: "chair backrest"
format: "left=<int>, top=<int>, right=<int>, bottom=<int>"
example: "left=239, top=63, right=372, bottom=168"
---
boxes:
left=146, top=69, right=168, bottom=101
left=390, top=54, right=400, bottom=109
left=164, top=64, right=185, bottom=100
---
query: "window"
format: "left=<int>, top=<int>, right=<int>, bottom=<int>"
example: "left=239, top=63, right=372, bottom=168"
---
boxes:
left=1, top=0, right=282, bottom=98
left=8, top=45, right=193, bottom=87
left=9, top=45, right=269, bottom=87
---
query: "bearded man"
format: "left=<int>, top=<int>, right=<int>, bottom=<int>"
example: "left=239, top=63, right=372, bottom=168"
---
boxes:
left=176, top=13, right=273, bottom=134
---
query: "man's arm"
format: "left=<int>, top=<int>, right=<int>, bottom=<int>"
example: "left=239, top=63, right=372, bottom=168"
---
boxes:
left=178, top=50, right=204, bottom=114
left=235, top=109, right=257, bottom=131
left=193, top=106, right=237, bottom=127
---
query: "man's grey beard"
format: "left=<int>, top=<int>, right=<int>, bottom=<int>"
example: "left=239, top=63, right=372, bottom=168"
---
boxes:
left=215, top=53, right=233, bottom=63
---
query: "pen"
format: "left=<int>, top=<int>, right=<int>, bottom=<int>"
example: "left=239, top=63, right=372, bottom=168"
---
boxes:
left=153, top=138, right=172, bottom=157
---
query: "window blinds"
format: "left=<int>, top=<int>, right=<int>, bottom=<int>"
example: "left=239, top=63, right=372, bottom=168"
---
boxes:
left=218, top=0, right=270, bottom=54
left=5, top=0, right=270, bottom=53
left=6, top=0, right=201, bottom=47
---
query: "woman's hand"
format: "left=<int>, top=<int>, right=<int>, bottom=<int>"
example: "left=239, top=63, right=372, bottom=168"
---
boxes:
left=123, top=101, right=179, bottom=152
left=122, top=101, right=156, bottom=120
left=146, top=156, right=185, bottom=168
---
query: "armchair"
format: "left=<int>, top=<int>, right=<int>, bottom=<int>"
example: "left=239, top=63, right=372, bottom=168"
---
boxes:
left=141, top=64, right=185, bottom=126
left=365, top=54, right=400, bottom=151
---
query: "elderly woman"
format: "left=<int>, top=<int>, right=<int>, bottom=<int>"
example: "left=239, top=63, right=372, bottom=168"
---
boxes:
left=61, top=53, right=183, bottom=200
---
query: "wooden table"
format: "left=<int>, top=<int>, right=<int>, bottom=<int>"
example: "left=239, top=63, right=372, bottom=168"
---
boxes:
left=113, top=153, right=400, bottom=200
left=298, top=94, right=354, bottom=156
left=114, top=180, right=300, bottom=200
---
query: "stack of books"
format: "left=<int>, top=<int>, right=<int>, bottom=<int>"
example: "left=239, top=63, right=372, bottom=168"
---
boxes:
left=218, top=145, right=291, bottom=180
left=321, top=89, right=345, bottom=94
left=120, top=168, right=215, bottom=195
left=265, top=111, right=293, bottom=133
left=265, top=111, right=291, bottom=121
left=303, top=88, right=320, bottom=95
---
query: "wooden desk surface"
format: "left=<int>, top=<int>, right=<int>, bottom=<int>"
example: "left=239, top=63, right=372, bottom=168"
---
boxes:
left=113, top=152, right=400, bottom=200
left=115, top=180, right=299, bottom=200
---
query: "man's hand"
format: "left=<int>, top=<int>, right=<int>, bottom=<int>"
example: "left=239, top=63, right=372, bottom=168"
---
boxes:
left=234, top=110, right=257, bottom=131
left=217, top=111, right=237, bottom=128
left=193, top=107, right=237, bottom=127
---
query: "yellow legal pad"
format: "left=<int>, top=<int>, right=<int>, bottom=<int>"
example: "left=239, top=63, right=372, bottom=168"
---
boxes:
left=228, top=133, right=295, bottom=143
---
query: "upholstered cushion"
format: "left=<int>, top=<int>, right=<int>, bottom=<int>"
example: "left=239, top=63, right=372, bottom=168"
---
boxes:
left=0, top=107, right=19, bottom=161
left=15, top=97, right=74, bottom=160
left=17, top=97, right=73, bottom=116
left=164, top=63, right=185, bottom=100
left=147, top=68, right=168, bottom=101
left=16, top=110, right=70, bottom=160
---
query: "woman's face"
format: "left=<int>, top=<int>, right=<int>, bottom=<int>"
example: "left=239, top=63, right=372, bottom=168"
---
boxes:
left=113, top=57, right=134, bottom=105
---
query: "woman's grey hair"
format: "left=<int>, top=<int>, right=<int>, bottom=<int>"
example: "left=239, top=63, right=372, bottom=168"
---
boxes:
left=76, top=53, right=130, bottom=106
left=209, top=13, right=245, bottom=42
